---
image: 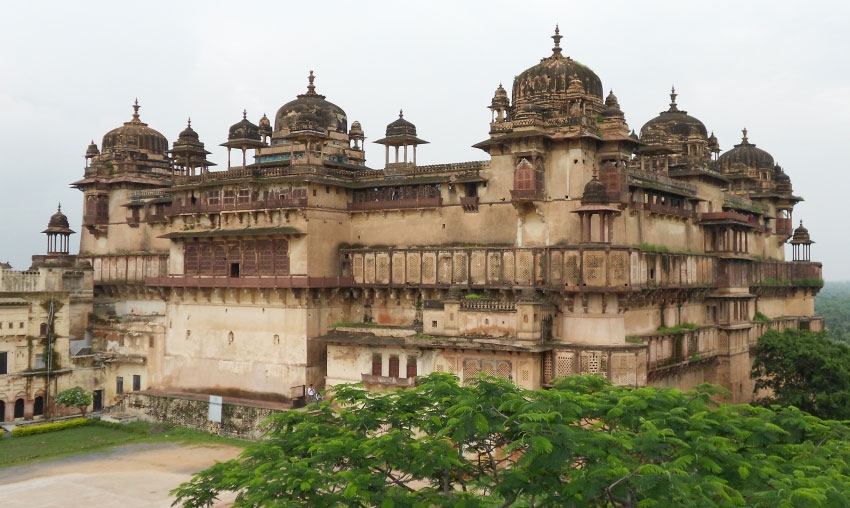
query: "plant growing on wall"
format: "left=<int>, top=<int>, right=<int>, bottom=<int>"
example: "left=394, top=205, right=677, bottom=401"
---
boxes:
left=55, top=386, right=93, bottom=417
left=173, top=373, right=850, bottom=507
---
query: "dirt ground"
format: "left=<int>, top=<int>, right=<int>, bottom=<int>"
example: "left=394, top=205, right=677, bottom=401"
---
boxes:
left=0, top=441, right=243, bottom=508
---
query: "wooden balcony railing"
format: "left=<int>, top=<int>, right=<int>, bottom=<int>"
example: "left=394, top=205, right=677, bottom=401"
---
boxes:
left=166, top=197, right=308, bottom=216
left=510, top=188, right=543, bottom=202
left=144, top=275, right=353, bottom=289
left=348, top=197, right=442, bottom=211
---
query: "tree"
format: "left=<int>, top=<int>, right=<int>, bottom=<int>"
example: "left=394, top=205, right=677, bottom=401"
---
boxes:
left=172, top=373, right=850, bottom=507
left=54, top=386, right=93, bottom=417
left=751, top=328, right=850, bottom=420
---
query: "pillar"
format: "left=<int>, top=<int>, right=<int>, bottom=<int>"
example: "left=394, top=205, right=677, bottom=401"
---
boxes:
left=227, top=148, right=232, bottom=170
left=403, top=144, right=408, bottom=163
left=385, top=145, right=389, bottom=165
left=413, top=145, right=417, bottom=165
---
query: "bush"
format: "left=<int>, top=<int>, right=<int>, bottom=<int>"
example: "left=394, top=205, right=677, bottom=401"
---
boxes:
left=11, top=418, right=91, bottom=437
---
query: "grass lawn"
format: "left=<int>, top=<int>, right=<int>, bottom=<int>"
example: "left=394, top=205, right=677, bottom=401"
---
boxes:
left=0, top=421, right=247, bottom=468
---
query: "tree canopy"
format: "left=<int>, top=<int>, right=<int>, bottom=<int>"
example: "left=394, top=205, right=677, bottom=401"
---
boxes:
left=815, top=281, right=850, bottom=344
left=173, top=373, right=850, bottom=508
left=751, top=328, right=850, bottom=420
left=54, top=386, right=93, bottom=416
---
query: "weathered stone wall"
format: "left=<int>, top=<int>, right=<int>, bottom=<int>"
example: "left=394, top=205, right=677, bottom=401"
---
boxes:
left=116, top=391, right=281, bottom=440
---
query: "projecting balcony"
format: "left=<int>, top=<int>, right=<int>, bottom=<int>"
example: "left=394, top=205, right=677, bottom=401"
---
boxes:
left=775, top=217, right=792, bottom=236
left=460, top=196, right=479, bottom=213
left=166, top=197, right=308, bottom=216
left=642, top=202, right=694, bottom=219
left=144, top=275, right=353, bottom=289
left=509, top=188, right=543, bottom=202
left=82, top=214, right=108, bottom=226
left=697, top=211, right=757, bottom=227
left=360, top=373, right=417, bottom=387
left=347, top=197, right=442, bottom=211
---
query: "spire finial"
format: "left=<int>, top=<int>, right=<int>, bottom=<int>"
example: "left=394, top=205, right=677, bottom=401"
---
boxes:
left=57, top=203, right=62, bottom=213
left=399, top=109, right=404, bottom=118
left=552, top=24, right=563, bottom=56
left=669, top=86, right=678, bottom=111
left=592, top=166, right=599, bottom=180
left=742, top=127, right=748, bottom=143
left=307, top=70, right=316, bottom=95
left=187, top=117, right=191, bottom=128
left=242, top=109, right=247, bottom=120
left=132, top=98, right=140, bottom=121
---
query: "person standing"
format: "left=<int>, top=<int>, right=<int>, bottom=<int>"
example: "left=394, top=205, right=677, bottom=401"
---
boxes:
left=307, top=384, right=316, bottom=404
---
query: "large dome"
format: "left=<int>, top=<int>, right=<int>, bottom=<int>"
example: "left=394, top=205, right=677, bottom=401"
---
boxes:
left=511, top=26, right=603, bottom=109
left=101, top=100, right=168, bottom=155
left=717, top=129, right=774, bottom=171
left=640, top=88, right=707, bottom=143
left=274, top=71, right=347, bottom=136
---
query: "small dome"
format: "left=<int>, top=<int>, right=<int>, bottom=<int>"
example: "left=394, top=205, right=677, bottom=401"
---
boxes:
left=581, top=174, right=610, bottom=205
left=629, top=129, right=639, bottom=141
left=490, top=84, right=509, bottom=109
left=640, top=87, right=708, bottom=142
left=258, top=113, right=272, bottom=137
left=101, top=100, right=169, bottom=155
left=386, top=110, right=417, bottom=137
left=791, top=221, right=812, bottom=244
left=717, top=128, right=774, bottom=172
left=178, top=118, right=199, bottom=141
left=85, top=140, right=99, bottom=157
left=349, top=120, right=364, bottom=138
left=512, top=26, right=604, bottom=112
left=274, top=71, right=347, bottom=136
left=228, top=110, right=261, bottom=141
left=42, top=204, right=74, bottom=234
left=601, top=90, right=623, bottom=117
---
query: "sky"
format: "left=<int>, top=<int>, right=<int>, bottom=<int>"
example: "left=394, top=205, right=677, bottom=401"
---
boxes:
left=1, top=0, right=848, bottom=278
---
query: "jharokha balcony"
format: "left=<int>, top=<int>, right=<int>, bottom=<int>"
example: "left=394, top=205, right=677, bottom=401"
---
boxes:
left=509, top=188, right=543, bottom=202
left=144, top=275, right=353, bottom=289
left=166, top=197, right=309, bottom=216
left=348, top=196, right=442, bottom=211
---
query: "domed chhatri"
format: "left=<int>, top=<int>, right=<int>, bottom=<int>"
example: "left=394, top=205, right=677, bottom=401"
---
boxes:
left=581, top=173, right=611, bottom=205
left=790, top=220, right=814, bottom=261
left=374, top=110, right=429, bottom=166
left=601, top=90, right=623, bottom=118
left=171, top=118, right=215, bottom=176
left=512, top=25, right=604, bottom=110
left=228, top=110, right=261, bottom=141
left=274, top=71, right=347, bottom=137
left=101, top=99, right=169, bottom=156
left=717, top=128, right=775, bottom=172
left=258, top=113, right=272, bottom=141
left=42, top=204, right=75, bottom=256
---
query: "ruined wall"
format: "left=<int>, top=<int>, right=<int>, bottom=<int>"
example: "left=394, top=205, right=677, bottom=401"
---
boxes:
left=117, top=391, right=281, bottom=440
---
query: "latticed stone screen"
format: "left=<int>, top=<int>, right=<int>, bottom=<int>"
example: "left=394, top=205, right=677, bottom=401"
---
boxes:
left=583, top=251, right=606, bottom=286
left=580, top=351, right=601, bottom=375
left=488, top=252, right=501, bottom=283
left=353, top=254, right=364, bottom=284
left=453, top=252, right=468, bottom=283
left=392, top=252, right=405, bottom=284
left=471, top=251, right=486, bottom=285
left=565, top=253, right=580, bottom=286
left=463, top=359, right=480, bottom=384
left=630, top=251, right=642, bottom=285
left=555, top=351, right=575, bottom=378
left=517, top=251, right=533, bottom=285
left=406, top=252, right=420, bottom=283
left=364, top=253, right=376, bottom=284
left=496, top=361, right=512, bottom=379
left=422, top=253, right=436, bottom=284
left=543, top=354, right=553, bottom=382
left=376, top=253, right=390, bottom=284
left=503, top=252, right=515, bottom=283
left=609, top=251, right=629, bottom=286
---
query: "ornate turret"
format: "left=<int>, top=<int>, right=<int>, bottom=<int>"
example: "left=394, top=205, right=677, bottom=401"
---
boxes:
left=573, top=171, right=621, bottom=244
left=42, top=204, right=75, bottom=256
left=374, top=110, right=429, bottom=167
left=171, top=118, right=215, bottom=176
left=348, top=120, right=365, bottom=150
left=790, top=220, right=814, bottom=261
left=84, top=140, right=99, bottom=168
left=489, top=84, right=510, bottom=123
left=220, top=110, right=267, bottom=169
left=258, top=113, right=272, bottom=142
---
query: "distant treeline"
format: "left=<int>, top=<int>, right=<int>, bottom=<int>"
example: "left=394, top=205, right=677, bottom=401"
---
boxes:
left=816, top=281, right=850, bottom=343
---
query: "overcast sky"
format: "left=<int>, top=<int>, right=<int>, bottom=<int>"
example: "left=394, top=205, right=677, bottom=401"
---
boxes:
left=1, top=1, right=848, bottom=278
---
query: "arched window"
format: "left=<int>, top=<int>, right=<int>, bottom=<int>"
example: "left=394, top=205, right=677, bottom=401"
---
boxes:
left=33, top=396, right=44, bottom=416
left=39, top=323, right=48, bottom=337
left=14, top=398, right=24, bottom=419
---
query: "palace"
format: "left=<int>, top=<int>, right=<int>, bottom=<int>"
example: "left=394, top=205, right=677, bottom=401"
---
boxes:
left=0, top=28, right=823, bottom=423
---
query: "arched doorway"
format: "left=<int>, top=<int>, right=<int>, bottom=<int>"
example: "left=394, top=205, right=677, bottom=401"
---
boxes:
left=14, top=398, right=24, bottom=419
left=0, top=400, right=5, bottom=422
left=33, top=396, right=44, bottom=416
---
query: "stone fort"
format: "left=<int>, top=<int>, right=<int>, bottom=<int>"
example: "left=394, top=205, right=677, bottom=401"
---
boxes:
left=0, top=27, right=823, bottom=422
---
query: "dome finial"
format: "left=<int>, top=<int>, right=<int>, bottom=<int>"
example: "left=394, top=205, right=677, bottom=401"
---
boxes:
left=242, top=109, right=247, bottom=120
left=57, top=203, right=61, bottom=213
left=399, top=109, right=404, bottom=118
left=187, top=117, right=191, bottom=128
left=307, top=70, right=316, bottom=95
left=742, top=127, right=749, bottom=143
left=552, top=24, right=563, bottom=56
left=669, top=86, right=678, bottom=111
left=132, top=98, right=140, bottom=121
